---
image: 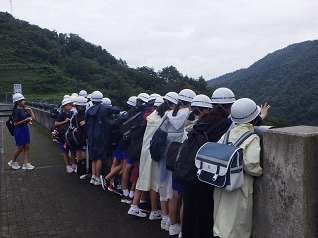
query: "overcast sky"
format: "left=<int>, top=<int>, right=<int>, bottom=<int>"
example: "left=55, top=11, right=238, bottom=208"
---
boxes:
left=1, top=0, right=317, bottom=79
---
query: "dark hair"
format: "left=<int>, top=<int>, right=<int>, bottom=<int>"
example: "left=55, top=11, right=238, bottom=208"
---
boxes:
left=157, top=102, right=170, bottom=118
left=198, top=106, right=229, bottom=124
left=13, top=101, right=18, bottom=110
left=172, top=100, right=191, bottom=116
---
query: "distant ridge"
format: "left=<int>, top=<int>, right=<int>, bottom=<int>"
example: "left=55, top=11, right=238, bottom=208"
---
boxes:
left=0, top=12, right=211, bottom=105
left=207, top=40, right=318, bottom=126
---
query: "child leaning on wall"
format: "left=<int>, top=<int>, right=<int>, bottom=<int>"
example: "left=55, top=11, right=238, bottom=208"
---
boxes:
left=213, top=98, right=263, bottom=238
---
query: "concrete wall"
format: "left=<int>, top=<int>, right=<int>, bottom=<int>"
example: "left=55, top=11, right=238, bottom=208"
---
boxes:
left=32, top=107, right=55, bottom=130
left=253, top=126, right=318, bottom=238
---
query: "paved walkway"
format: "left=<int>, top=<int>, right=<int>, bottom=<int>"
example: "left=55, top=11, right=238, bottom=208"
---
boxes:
left=0, top=118, right=167, bottom=237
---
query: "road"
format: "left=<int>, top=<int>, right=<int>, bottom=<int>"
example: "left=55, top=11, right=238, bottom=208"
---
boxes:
left=0, top=119, right=167, bottom=237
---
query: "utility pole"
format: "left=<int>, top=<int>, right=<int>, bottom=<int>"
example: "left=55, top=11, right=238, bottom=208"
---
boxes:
left=9, top=0, right=14, bottom=16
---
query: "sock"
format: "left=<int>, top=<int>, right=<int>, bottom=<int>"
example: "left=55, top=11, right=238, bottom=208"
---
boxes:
left=131, top=205, right=139, bottom=210
left=129, top=190, right=135, bottom=198
left=92, top=175, right=96, bottom=179
left=162, top=215, right=169, bottom=222
left=123, top=189, right=129, bottom=197
left=140, top=199, right=147, bottom=203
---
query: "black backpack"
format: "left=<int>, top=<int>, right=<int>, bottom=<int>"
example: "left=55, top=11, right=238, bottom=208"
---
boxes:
left=106, top=114, right=122, bottom=151
left=6, top=116, right=15, bottom=136
left=166, top=142, right=182, bottom=171
left=173, top=124, right=215, bottom=186
left=127, top=124, right=147, bottom=161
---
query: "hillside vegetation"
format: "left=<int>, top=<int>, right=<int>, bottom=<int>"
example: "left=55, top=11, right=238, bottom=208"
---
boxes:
left=0, top=12, right=211, bottom=106
left=207, top=40, right=318, bottom=126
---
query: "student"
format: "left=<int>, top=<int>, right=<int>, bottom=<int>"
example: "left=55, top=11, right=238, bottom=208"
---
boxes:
left=120, top=93, right=151, bottom=202
left=159, top=89, right=196, bottom=236
left=71, top=96, right=87, bottom=162
left=8, top=93, right=35, bottom=170
left=213, top=98, right=263, bottom=238
left=55, top=98, right=76, bottom=173
left=181, top=88, right=236, bottom=238
left=86, top=91, right=120, bottom=185
left=101, top=96, right=137, bottom=192
left=128, top=93, right=178, bottom=219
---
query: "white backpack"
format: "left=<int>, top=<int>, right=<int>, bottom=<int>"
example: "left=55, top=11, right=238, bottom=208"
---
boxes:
left=195, top=131, right=255, bottom=192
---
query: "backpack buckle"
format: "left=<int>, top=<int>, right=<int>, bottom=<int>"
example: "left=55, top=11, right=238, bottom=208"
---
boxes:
left=212, top=174, right=218, bottom=181
left=196, top=169, right=202, bottom=176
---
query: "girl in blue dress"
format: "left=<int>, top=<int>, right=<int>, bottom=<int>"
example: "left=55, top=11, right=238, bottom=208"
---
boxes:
left=8, top=93, right=35, bottom=170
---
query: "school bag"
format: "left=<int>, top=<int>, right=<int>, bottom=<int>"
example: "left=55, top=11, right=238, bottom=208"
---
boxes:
left=150, top=116, right=168, bottom=162
left=166, top=142, right=182, bottom=171
left=6, top=116, right=15, bottom=136
left=173, top=127, right=210, bottom=185
left=106, top=114, right=122, bottom=151
left=195, top=130, right=255, bottom=192
left=120, top=111, right=142, bottom=141
left=127, top=124, right=147, bottom=161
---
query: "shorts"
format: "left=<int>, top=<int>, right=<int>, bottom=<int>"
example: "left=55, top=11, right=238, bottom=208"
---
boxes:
left=14, top=124, right=30, bottom=146
left=58, top=140, right=75, bottom=152
left=172, top=181, right=184, bottom=196
left=126, top=158, right=135, bottom=165
left=114, top=141, right=128, bottom=160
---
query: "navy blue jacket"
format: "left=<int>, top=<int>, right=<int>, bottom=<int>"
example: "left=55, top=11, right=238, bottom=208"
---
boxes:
left=85, top=103, right=120, bottom=160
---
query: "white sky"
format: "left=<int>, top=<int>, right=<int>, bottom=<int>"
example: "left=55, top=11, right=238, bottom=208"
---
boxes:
left=1, top=0, right=317, bottom=79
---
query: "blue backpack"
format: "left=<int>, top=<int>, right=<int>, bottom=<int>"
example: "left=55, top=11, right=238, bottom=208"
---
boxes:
left=150, top=116, right=168, bottom=162
left=195, top=130, right=255, bottom=192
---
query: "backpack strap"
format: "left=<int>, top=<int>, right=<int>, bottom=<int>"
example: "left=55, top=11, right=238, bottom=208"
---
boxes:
left=122, top=111, right=142, bottom=126
left=233, top=131, right=256, bottom=147
left=223, top=130, right=231, bottom=144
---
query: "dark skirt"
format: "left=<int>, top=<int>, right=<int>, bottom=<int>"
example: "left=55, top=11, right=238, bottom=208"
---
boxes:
left=14, top=124, right=30, bottom=146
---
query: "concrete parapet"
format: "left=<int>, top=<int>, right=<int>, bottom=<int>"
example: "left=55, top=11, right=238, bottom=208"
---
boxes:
left=253, top=126, right=318, bottom=238
left=32, top=107, right=55, bottom=130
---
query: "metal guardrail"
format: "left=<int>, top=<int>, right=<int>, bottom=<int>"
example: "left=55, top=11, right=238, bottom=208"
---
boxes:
left=0, top=104, right=13, bottom=117
left=0, top=102, right=59, bottom=117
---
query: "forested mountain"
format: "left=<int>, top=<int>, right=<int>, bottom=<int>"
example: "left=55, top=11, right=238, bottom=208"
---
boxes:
left=0, top=12, right=211, bottom=106
left=207, top=40, right=318, bottom=126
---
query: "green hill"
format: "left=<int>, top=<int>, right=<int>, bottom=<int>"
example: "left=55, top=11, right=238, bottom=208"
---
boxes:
left=207, top=40, right=318, bottom=126
left=0, top=12, right=211, bottom=105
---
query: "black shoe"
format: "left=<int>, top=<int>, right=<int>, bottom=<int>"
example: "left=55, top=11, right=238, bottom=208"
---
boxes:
left=100, top=175, right=110, bottom=191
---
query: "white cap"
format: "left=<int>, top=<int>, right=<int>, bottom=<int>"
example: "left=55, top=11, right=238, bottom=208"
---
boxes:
left=61, top=98, right=72, bottom=107
left=149, top=93, right=161, bottom=101
left=164, top=92, right=178, bottom=105
left=154, top=96, right=164, bottom=107
left=127, top=96, right=137, bottom=107
left=91, top=91, right=103, bottom=102
left=63, top=95, right=70, bottom=100
left=211, top=87, right=235, bottom=104
left=137, top=93, right=150, bottom=103
left=178, top=89, right=196, bottom=102
left=74, top=96, right=87, bottom=106
left=102, top=97, right=112, bottom=106
left=13, top=93, right=25, bottom=103
left=79, top=90, right=88, bottom=97
left=71, top=93, right=78, bottom=97
left=231, top=98, right=261, bottom=124
left=191, top=94, right=212, bottom=108
left=87, top=94, right=92, bottom=99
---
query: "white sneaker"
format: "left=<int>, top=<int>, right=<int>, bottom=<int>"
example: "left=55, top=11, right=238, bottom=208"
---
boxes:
left=22, top=163, right=35, bottom=170
left=10, top=161, right=21, bottom=170
left=161, top=219, right=170, bottom=231
left=66, top=165, right=74, bottom=173
left=71, top=163, right=77, bottom=172
left=8, top=160, right=14, bottom=167
left=90, top=177, right=96, bottom=184
left=80, top=174, right=90, bottom=180
left=128, top=206, right=147, bottom=218
left=169, top=224, right=181, bottom=236
left=94, top=177, right=101, bottom=186
left=149, top=210, right=162, bottom=220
